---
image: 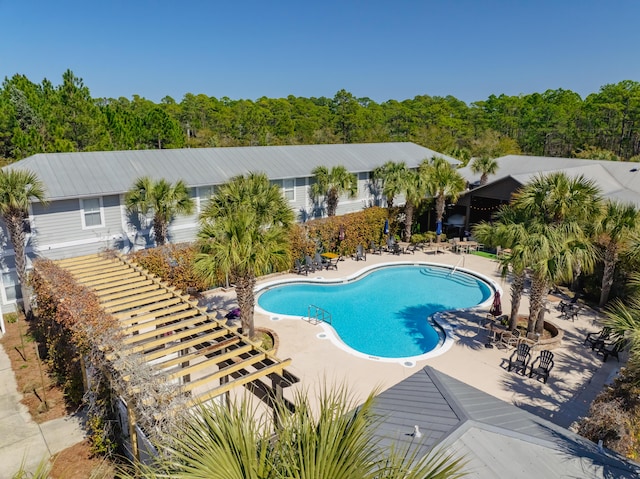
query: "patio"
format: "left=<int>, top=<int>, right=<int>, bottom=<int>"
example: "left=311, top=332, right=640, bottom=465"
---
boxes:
left=203, top=247, right=621, bottom=430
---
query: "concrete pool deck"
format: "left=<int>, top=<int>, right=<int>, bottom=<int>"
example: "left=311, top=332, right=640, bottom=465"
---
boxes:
left=202, top=248, right=621, bottom=430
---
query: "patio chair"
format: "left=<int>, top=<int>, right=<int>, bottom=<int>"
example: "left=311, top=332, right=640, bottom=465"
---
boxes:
left=499, top=328, right=521, bottom=348
left=508, top=342, right=531, bottom=375
left=387, top=237, right=402, bottom=255
left=596, top=339, right=627, bottom=362
left=293, top=258, right=308, bottom=275
left=304, top=255, right=316, bottom=273
left=352, top=244, right=367, bottom=261
left=584, top=327, right=612, bottom=350
left=370, top=240, right=384, bottom=255
left=314, top=252, right=327, bottom=270
left=562, top=304, right=581, bottom=322
left=529, top=350, right=554, bottom=383
left=520, top=332, right=540, bottom=349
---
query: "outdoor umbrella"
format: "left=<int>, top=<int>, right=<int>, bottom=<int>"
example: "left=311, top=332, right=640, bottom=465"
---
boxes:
left=489, top=290, right=502, bottom=317
left=435, top=220, right=442, bottom=236
left=383, top=219, right=389, bottom=235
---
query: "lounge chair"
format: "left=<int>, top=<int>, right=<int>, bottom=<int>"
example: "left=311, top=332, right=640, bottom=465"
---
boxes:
left=293, top=258, right=308, bottom=275
left=529, top=350, right=554, bottom=383
left=584, top=327, right=611, bottom=350
left=304, top=255, right=316, bottom=273
left=352, top=244, right=366, bottom=261
left=508, top=343, right=531, bottom=375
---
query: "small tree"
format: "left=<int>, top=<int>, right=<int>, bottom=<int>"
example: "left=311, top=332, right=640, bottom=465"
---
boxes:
left=125, top=176, right=195, bottom=246
left=310, top=165, right=357, bottom=217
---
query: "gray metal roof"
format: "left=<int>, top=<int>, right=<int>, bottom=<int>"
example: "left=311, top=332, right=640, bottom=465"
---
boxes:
left=459, top=155, right=640, bottom=207
left=7, top=142, right=457, bottom=201
left=371, top=366, right=640, bottom=478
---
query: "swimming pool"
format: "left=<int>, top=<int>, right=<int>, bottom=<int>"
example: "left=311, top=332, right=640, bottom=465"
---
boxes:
left=256, top=263, right=496, bottom=364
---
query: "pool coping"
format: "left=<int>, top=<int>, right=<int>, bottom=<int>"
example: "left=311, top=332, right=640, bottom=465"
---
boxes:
left=255, top=261, right=503, bottom=367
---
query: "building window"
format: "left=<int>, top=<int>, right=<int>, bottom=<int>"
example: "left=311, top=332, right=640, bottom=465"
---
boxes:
left=198, top=185, right=216, bottom=211
left=272, top=179, right=295, bottom=201
left=81, top=197, right=104, bottom=228
left=2, top=270, right=21, bottom=303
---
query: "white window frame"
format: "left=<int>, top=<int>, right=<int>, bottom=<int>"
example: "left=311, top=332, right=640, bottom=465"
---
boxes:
left=272, top=178, right=295, bottom=201
left=80, top=197, right=105, bottom=229
left=198, top=185, right=216, bottom=212
left=0, top=268, right=20, bottom=306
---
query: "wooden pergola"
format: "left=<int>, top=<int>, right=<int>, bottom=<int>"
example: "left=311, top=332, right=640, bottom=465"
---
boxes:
left=56, top=253, right=298, bottom=457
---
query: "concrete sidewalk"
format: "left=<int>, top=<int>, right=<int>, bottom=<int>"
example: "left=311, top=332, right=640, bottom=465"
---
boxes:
left=0, top=343, right=85, bottom=479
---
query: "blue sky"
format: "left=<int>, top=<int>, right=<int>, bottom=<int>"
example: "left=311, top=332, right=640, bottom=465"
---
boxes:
left=2, top=0, right=639, bottom=104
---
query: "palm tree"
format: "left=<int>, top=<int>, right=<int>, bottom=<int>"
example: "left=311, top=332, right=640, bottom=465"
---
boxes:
left=310, top=165, right=357, bottom=217
left=595, top=200, right=640, bottom=307
left=510, top=172, right=602, bottom=333
left=0, top=169, right=47, bottom=313
left=469, top=157, right=498, bottom=186
left=125, top=176, right=195, bottom=246
left=420, top=157, right=466, bottom=242
left=122, top=385, right=466, bottom=479
left=602, top=274, right=640, bottom=373
left=372, top=161, right=408, bottom=210
left=473, top=206, right=529, bottom=331
left=402, top=169, right=427, bottom=242
left=195, top=173, right=294, bottom=338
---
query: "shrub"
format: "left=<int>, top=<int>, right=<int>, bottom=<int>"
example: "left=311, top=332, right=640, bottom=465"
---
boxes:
left=129, top=243, right=216, bottom=293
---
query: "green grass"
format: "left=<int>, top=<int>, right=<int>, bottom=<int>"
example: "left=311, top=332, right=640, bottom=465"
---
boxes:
left=471, top=250, right=497, bottom=259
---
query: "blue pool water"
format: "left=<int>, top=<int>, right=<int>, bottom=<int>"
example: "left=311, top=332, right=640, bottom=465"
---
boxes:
left=257, top=265, right=492, bottom=359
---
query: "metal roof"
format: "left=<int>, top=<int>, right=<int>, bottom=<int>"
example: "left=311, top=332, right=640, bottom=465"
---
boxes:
left=459, top=155, right=640, bottom=207
left=8, top=142, right=457, bottom=201
left=371, top=366, right=640, bottom=479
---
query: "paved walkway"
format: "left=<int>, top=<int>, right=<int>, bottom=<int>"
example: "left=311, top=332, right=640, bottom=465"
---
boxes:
left=0, top=344, right=85, bottom=479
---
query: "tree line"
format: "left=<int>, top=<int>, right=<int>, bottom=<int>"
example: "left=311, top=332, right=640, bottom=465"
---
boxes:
left=2, top=70, right=640, bottom=163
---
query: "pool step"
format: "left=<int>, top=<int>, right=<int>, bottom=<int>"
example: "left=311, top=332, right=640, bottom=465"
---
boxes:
left=419, top=267, right=479, bottom=288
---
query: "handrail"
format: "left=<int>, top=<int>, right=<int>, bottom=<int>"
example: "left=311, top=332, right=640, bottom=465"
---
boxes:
left=450, top=256, right=465, bottom=276
left=308, top=304, right=332, bottom=325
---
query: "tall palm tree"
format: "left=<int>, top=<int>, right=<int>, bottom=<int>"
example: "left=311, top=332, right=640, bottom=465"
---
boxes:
left=196, top=173, right=294, bottom=338
left=602, top=274, right=640, bottom=373
left=310, top=165, right=357, bottom=217
left=595, top=200, right=640, bottom=307
left=0, top=169, right=47, bottom=312
left=469, top=157, right=499, bottom=186
left=402, top=169, right=427, bottom=242
left=125, top=176, right=195, bottom=246
left=372, top=161, right=408, bottom=210
left=122, top=385, right=466, bottom=479
left=420, top=157, right=466, bottom=242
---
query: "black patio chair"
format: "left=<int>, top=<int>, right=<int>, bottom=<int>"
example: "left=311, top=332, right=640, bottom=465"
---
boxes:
left=584, top=327, right=612, bottom=350
left=386, top=237, right=402, bottom=255
left=508, top=342, right=531, bottom=375
left=596, top=339, right=627, bottom=362
left=529, top=350, right=554, bottom=383
left=352, top=244, right=366, bottom=261
left=293, top=258, right=308, bottom=275
left=304, top=255, right=316, bottom=273
left=370, top=240, right=384, bottom=255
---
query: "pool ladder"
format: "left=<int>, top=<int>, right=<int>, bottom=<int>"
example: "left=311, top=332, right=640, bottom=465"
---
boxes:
left=308, top=304, right=332, bottom=325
